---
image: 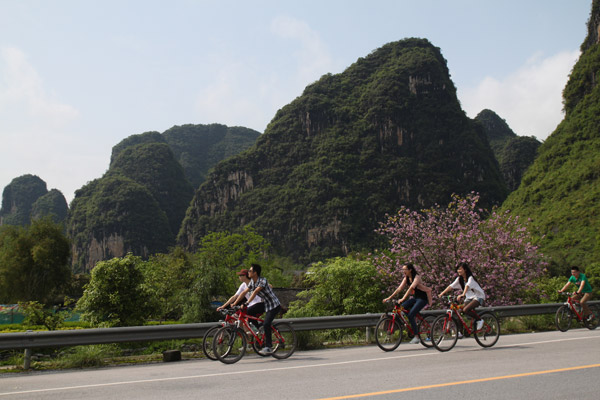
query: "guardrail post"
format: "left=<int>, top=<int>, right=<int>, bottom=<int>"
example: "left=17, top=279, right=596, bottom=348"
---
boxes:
left=365, top=327, right=371, bottom=343
left=23, top=348, right=32, bottom=370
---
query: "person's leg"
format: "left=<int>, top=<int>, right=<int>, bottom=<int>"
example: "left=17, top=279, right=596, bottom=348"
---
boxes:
left=263, top=305, right=281, bottom=349
left=463, top=299, right=480, bottom=320
left=247, top=302, right=265, bottom=329
left=580, top=293, right=591, bottom=317
left=406, top=298, right=427, bottom=336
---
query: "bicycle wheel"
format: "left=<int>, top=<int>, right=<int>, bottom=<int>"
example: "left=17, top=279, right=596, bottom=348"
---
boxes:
left=431, top=315, right=458, bottom=352
left=271, top=322, right=297, bottom=359
left=555, top=305, right=572, bottom=332
left=418, top=315, right=435, bottom=348
left=202, top=325, right=221, bottom=360
left=375, top=316, right=403, bottom=351
left=585, top=305, right=599, bottom=330
left=474, top=312, right=500, bottom=348
left=212, top=326, right=247, bottom=364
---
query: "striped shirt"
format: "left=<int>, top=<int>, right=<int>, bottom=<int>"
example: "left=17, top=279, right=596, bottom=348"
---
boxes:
left=248, top=277, right=280, bottom=312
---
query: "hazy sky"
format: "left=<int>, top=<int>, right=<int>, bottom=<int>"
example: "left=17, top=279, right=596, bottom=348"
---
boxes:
left=0, top=1, right=592, bottom=203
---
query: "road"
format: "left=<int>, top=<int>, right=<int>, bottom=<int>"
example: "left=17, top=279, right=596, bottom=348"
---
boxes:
left=0, top=328, right=598, bottom=399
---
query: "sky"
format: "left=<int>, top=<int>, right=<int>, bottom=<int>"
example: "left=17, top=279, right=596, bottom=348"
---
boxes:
left=0, top=0, right=592, bottom=203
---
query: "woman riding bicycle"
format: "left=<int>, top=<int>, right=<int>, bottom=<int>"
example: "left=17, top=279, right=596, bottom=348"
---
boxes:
left=217, top=268, right=265, bottom=331
left=439, top=262, right=485, bottom=331
left=383, top=263, right=432, bottom=344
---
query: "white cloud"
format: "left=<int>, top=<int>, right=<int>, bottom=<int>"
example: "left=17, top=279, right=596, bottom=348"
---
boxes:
left=270, top=15, right=334, bottom=85
left=459, top=50, right=580, bottom=141
left=0, top=46, right=82, bottom=202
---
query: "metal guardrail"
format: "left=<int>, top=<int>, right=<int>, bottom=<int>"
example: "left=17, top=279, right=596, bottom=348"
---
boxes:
left=1, top=301, right=598, bottom=352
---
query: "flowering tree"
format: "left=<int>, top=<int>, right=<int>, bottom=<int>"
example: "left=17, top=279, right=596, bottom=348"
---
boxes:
left=372, top=193, right=547, bottom=306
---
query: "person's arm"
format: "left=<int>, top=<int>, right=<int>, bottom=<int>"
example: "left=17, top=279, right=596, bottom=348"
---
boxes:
left=383, top=278, right=407, bottom=303
left=439, top=285, right=453, bottom=297
left=217, top=294, right=238, bottom=311
left=558, top=281, right=571, bottom=293
left=232, top=287, right=251, bottom=306
left=577, top=280, right=586, bottom=295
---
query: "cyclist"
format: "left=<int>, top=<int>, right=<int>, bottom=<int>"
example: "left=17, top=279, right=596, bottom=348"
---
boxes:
left=233, top=263, right=281, bottom=355
left=439, top=262, right=485, bottom=332
left=383, top=263, right=432, bottom=344
left=559, top=266, right=593, bottom=320
left=217, top=268, right=265, bottom=331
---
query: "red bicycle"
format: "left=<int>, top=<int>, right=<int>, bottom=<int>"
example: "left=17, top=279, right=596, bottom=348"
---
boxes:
left=202, top=308, right=240, bottom=360
left=556, top=292, right=599, bottom=331
left=374, top=301, right=435, bottom=351
left=212, top=306, right=297, bottom=364
left=431, top=296, right=500, bottom=352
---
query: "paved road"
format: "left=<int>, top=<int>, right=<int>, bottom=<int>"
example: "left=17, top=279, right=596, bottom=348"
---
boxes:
left=1, top=328, right=599, bottom=399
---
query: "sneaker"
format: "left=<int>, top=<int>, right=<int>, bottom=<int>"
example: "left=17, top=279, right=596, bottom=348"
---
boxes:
left=586, top=314, right=594, bottom=322
left=458, top=332, right=464, bottom=339
left=258, top=347, right=273, bottom=356
left=408, top=336, right=420, bottom=344
left=476, top=319, right=484, bottom=331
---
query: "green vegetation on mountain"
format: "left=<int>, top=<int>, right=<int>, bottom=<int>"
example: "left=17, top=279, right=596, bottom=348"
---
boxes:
left=30, top=189, right=68, bottom=224
left=1, top=175, right=50, bottom=226
left=67, top=175, right=172, bottom=273
left=501, top=1, right=600, bottom=274
left=163, top=124, right=261, bottom=189
left=108, top=142, right=194, bottom=236
left=475, top=109, right=541, bottom=192
left=67, top=123, right=259, bottom=272
left=179, top=38, right=508, bottom=263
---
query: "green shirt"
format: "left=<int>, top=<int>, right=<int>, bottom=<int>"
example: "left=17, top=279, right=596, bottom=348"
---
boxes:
left=569, top=273, right=593, bottom=293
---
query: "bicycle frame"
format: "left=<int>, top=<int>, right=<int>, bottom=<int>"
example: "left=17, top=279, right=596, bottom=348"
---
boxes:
left=441, top=298, right=481, bottom=335
left=387, top=303, right=428, bottom=336
left=562, top=292, right=586, bottom=322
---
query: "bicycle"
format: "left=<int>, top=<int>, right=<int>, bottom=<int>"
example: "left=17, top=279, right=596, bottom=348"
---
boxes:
left=202, top=308, right=240, bottom=360
left=430, top=296, right=500, bottom=352
left=212, top=305, right=297, bottom=364
left=555, top=292, right=599, bottom=332
left=374, top=301, right=435, bottom=351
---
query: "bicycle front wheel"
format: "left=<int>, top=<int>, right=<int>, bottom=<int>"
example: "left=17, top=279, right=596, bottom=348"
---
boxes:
left=555, top=305, right=572, bottom=332
left=271, top=322, right=297, bottom=359
left=474, top=312, right=500, bottom=348
left=431, top=315, right=458, bottom=352
left=375, top=316, right=403, bottom=351
left=212, top=326, right=247, bottom=364
left=418, top=315, right=435, bottom=348
left=585, top=305, right=599, bottom=330
left=202, top=325, right=221, bottom=360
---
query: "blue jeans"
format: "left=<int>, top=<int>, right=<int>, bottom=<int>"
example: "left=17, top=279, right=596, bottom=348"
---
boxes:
left=402, top=297, right=428, bottom=336
left=263, top=305, right=281, bottom=348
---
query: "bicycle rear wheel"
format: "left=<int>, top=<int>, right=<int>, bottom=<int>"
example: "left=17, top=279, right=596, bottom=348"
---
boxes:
left=271, top=322, right=297, bottom=359
left=431, top=315, right=458, bottom=352
left=555, top=305, right=572, bottom=332
left=474, top=312, right=500, bottom=348
left=213, top=326, right=247, bottom=364
left=418, top=315, right=435, bottom=348
left=585, top=305, right=599, bottom=330
left=375, top=316, right=403, bottom=351
left=202, top=325, right=221, bottom=360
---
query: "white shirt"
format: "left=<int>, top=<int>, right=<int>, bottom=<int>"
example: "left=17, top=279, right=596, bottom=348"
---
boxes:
left=235, top=282, right=262, bottom=307
left=450, top=276, right=486, bottom=300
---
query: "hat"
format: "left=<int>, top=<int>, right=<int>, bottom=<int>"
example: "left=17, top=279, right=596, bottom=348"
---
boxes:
left=236, top=269, right=249, bottom=276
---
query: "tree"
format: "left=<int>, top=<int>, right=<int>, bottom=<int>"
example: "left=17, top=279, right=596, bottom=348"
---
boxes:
left=372, top=193, right=547, bottom=306
left=0, top=218, right=71, bottom=304
left=76, top=254, right=153, bottom=327
left=286, top=256, right=386, bottom=317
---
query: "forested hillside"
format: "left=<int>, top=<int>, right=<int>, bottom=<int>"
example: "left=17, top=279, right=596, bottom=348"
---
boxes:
left=501, top=0, right=600, bottom=273
left=475, top=109, right=541, bottom=191
left=0, top=175, right=68, bottom=226
left=180, top=38, right=508, bottom=263
left=67, top=124, right=259, bottom=273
